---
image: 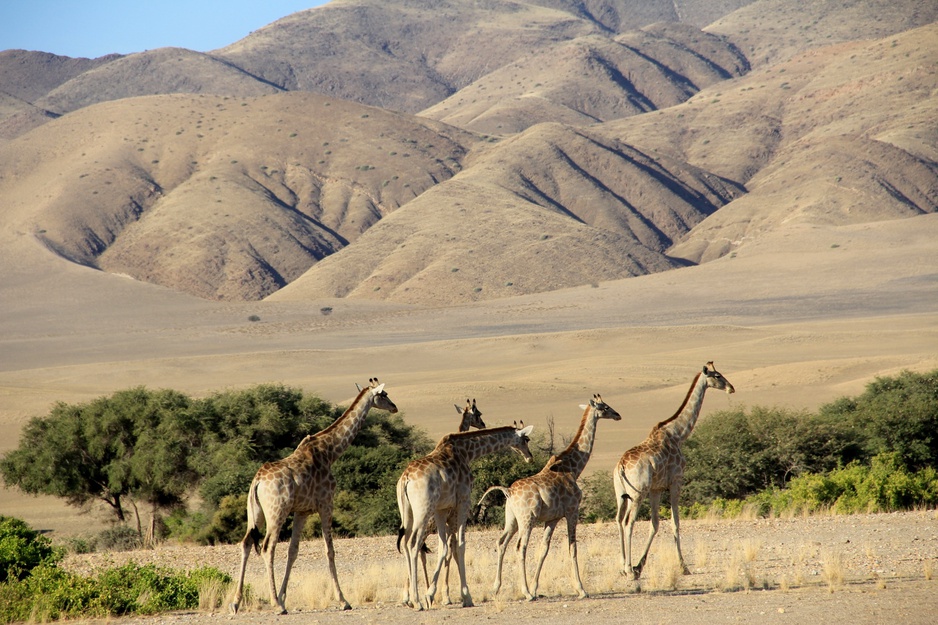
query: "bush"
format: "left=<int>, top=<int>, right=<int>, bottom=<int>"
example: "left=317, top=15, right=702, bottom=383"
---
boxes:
left=0, top=516, right=62, bottom=582
left=820, top=369, right=938, bottom=471
left=746, top=452, right=938, bottom=515
left=579, top=470, right=617, bottom=522
left=0, top=559, right=231, bottom=622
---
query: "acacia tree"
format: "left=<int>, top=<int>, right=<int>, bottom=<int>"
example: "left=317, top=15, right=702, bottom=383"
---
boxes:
left=0, top=387, right=198, bottom=535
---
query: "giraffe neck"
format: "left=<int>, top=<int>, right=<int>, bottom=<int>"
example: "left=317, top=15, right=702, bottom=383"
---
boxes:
left=659, top=372, right=708, bottom=443
left=313, top=387, right=374, bottom=463
left=446, top=426, right=518, bottom=462
left=554, top=405, right=599, bottom=478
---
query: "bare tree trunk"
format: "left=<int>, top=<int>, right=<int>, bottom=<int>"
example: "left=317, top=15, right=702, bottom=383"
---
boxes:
left=130, top=498, right=143, bottom=539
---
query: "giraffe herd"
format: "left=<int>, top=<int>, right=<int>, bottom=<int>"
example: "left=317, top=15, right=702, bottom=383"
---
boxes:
left=230, top=363, right=735, bottom=614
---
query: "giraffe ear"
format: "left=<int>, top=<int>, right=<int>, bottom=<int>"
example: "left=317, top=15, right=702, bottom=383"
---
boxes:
left=372, top=383, right=386, bottom=394
left=356, top=383, right=363, bottom=392
left=580, top=404, right=588, bottom=410
left=518, top=425, right=534, bottom=437
left=455, top=404, right=462, bottom=413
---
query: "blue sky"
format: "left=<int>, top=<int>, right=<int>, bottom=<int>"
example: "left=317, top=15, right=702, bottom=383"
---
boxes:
left=0, top=1, right=329, bottom=58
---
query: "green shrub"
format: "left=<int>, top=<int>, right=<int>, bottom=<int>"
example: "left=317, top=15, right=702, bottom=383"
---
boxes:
left=579, top=470, right=617, bottom=522
left=0, top=516, right=62, bottom=582
left=0, top=561, right=231, bottom=622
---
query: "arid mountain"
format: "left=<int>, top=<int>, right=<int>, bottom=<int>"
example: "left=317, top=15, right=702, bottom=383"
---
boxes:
left=0, top=49, right=120, bottom=102
left=34, top=48, right=282, bottom=116
left=0, top=92, right=477, bottom=300
left=0, top=0, right=936, bottom=305
left=600, top=22, right=938, bottom=262
left=707, top=0, right=938, bottom=68
left=272, top=122, right=742, bottom=304
left=420, top=23, right=750, bottom=135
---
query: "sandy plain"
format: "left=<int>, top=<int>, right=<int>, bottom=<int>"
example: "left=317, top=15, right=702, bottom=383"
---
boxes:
left=1, top=213, right=937, bottom=623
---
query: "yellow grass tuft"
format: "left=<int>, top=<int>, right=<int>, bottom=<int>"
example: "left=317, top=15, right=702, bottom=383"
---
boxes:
left=198, top=578, right=228, bottom=611
left=643, top=544, right=683, bottom=592
left=721, top=539, right=761, bottom=592
left=821, top=548, right=845, bottom=592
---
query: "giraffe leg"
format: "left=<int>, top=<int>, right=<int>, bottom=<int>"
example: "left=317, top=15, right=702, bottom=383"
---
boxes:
left=634, top=491, right=662, bottom=580
left=260, top=526, right=285, bottom=614
left=405, top=520, right=428, bottom=610
left=669, top=486, right=690, bottom=575
left=493, top=510, right=518, bottom=595
left=453, top=519, right=473, bottom=607
left=319, top=507, right=351, bottom=610
left=565, top=514, right=588, bottom=599
left=613, top=474, right=630, bottom=572
left=425, top=513, right=450, bottom=609
left=276, top=514, right=307, bottom=611
left=530, top=520, right=557, bottom=600
left=230, top=518, right=261, bottom=613
left=615, top=491, right=629, bottom=572
left=623, top=491, right=646, bottom=579
left=517, top=521, right=536, bottom=601
left=441, top=533, right=456, bottom=605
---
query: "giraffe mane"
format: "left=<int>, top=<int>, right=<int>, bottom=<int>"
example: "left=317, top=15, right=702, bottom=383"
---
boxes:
left=653, top=370, right=704, bottom=430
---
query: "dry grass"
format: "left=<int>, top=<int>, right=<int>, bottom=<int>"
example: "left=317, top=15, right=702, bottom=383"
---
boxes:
left=821, top=548, right=846, bottom=592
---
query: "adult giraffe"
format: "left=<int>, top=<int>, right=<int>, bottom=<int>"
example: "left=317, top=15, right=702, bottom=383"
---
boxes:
left=614, top=362, right=735, bottom=580
left=479, top=394, right=621, bottom=601
left=418, top=399, right=486, bottom=604
left=397, top=423, right=535, bottom=610
left=229, top=378, right=398, bottom=614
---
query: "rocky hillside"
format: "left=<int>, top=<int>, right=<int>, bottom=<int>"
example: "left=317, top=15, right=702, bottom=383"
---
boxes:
left=0, top=0, right=935, bottom=304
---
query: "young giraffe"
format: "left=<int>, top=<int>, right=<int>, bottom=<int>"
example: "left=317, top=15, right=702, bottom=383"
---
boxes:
left=397, top=423, right=535, bottom=611
left=418, top=399, right=486, bottom=604
left=479, top=395, right=621, bottom=601
left=614, top=362, right=735, bottom=580
left=230, top=379, right=398, bottom=614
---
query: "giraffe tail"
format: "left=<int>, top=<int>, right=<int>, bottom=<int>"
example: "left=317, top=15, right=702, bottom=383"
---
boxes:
left=396, top=475, right=410, bottom=554
left=474, top=486, right=510, bottom=523
left=245, top=480, right=263, bottom=556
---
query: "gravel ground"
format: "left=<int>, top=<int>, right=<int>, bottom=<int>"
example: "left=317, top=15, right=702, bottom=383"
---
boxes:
left=61, top=510, right=938, bottom=625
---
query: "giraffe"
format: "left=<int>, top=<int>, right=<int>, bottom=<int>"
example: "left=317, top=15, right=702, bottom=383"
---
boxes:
left=614, top=362, right=735, bottom=580
left=457, top=398, right=485, bottom=432
left=397, top=423, right=535, bottom=610
left=479, top=395, right=621, bottom=601
left=418, top=399, right=486, bottom=604
left=229, top=378, right=398, bottom=614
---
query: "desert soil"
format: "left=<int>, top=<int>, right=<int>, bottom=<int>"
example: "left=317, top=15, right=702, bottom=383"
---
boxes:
left=2, top=202, right=937, bottom=624
left=60, top=511, right=937, bottom=625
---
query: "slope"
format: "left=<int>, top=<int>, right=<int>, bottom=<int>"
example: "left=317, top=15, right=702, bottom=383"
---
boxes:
left=600, top=23, right=938, bottom=262
left=419, top=23, right=749, bottom=135
left=270, top=122, right=744, bottom=305
left=0, top=92, right=479, bottom=300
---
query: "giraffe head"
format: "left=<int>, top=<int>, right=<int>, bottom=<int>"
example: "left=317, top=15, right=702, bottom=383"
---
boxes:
left=583, top=394, right=622, bottom=421
left=702, top=362, right=735, bottom=394
left=510, top=421, right=535, bottom=462
left=455, top=398, right=486, bottom=430
left=365, top=377, right=399, bottom=413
